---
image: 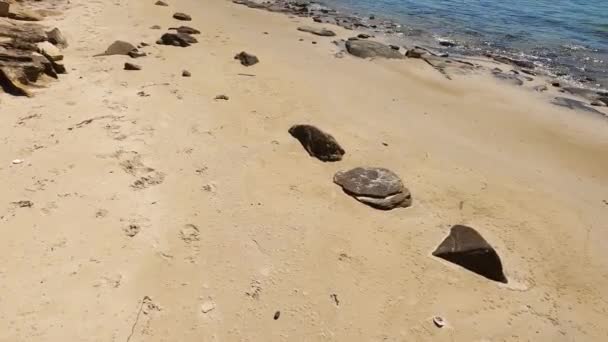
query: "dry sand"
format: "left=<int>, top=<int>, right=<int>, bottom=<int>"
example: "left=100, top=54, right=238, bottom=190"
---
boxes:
left=1, top=0, right=608, bottom=341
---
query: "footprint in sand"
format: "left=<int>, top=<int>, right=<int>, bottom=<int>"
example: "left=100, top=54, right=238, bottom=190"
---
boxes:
left=111, top=150, right=166, bottom=190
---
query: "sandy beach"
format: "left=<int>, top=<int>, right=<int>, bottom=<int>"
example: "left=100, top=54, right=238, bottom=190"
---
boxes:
left=1, top=0, right=608, bottom=340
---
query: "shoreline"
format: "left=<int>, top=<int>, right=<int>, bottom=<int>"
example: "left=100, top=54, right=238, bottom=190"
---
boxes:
left=235, top=0, right=608, bottom=93
left=1, top=0, right=608, bottom=340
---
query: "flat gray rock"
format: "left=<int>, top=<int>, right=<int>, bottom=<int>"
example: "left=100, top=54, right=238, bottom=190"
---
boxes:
left=552, top=97, right=605, bottom=115
left=334, top=167, right=411, bottom=210
left=297, top=26, right=336, bottom=37
left=345, top=40, right=403, bottom=59
left=433, top=225, right=507, bottom=283
left=288, top=124, right=345, bottom=162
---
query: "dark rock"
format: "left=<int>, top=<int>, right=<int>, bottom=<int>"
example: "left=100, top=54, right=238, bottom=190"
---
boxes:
left=13, top=200, right=34, bottom=208
left=234, top=51, right=259, bottom=66
left=590, top=101, right=606, bottom=107
left=182, top=70, right=191, bottom=77
left=157, top=33, right=197, bottom=47
left=297, top=26, right=336, bottom=37
left=433, top=225, right=508, bottom=283
left=46, top=28, right=67, bottom=48
left=551, top=97, right=605, bottom=115
left=274, top=311, right=280, bottom=320
left=215, top=94, right=229, bottom=100
left=389, top=45, right=400, bottom=50
left=313, top=16, right=323, bottom=23
left=357, top=33, right=371, bottom=39
left=345, top=40, right=403, bottom=59
left=155, top=0, right=169, bottom=6
left=438, top=40, right=456, bottom=47
left=333, top=167, right=412, bottom=210
left=520, top=69, right=536, bottom=76
left=169, top=26, right=201, bottom=35
left=95, top=40, right=137, bottom=56
left=599, top=97, right=608, bottom=106
left=405, top=48, right=426, bottom=59
left=551, top=81, right=560, bottom=87
left=288, top=124, right=345, bottom=162
left=124, top=62, right=141, bottom=71
left=173, top=12, right=192, bottom=21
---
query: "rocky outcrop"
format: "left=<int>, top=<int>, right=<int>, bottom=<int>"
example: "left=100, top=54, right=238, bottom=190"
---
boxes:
left=334, top=167, right=412, bottom=210
left=0, top=18, right=67, bottom=96
left=433, top=225, right=508, bottom=283
left=288, top=124, right=345, bottom=162
left=345, top=40, right=403, bottom=59
left=297, top=26, right=336, bottom=37
left=234, top=51, right=258, bottom=66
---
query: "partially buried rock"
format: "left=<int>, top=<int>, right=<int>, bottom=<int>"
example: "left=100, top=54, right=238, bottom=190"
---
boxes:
left=288, top=124, right=345, bottom=162
left=169, top=26, right=201, bottom=34
left=345, top=40, right=403, bottom=59
left=433, top=225, right=508, bottom=283
left=234, top=51, right=259, bottom=66
left=333, top=167, right=412, bottom=210
left=182, top=70, right=191, bottom=77
left=215, top=94, right=229, bottom=100
left=157, top=32, right=197, bottom=47
left=124, top=62, right=141, bottom=70
left=297, top=26, right=336, bottom=37
left=155, top=0, right=169, bottom=6
left=173, top=12, right=192, bottom=21
left=95, top=40, right=137, bottom=56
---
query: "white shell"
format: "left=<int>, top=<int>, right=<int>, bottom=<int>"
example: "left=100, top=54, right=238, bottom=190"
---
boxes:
left=433, top=316, right=446, bottom=328
left=12, top=159, right=23, bottom=164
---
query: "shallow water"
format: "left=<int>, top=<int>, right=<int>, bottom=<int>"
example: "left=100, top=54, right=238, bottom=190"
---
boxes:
left=322, top=0, right=608, bottom=88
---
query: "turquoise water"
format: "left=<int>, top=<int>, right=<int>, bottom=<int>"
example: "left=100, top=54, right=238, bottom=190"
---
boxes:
left=322, top=0, right=608, bottom=87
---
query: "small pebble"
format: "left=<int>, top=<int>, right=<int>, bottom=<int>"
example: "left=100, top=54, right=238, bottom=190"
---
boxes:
left=182, top=70, right=191, bottom=77
left=274, top=311, right=280, bottom=320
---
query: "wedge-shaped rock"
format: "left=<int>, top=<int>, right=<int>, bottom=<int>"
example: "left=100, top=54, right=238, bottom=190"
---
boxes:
left=433, top=225, right=507, bottom=283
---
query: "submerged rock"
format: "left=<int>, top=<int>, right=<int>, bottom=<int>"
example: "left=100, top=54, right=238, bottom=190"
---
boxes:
left=433, top=225, right=508, bottom=283
left=345, top=40, right=403, bottom=59
left=234, top=51, right=259, bottom=66
left=297, top=26, right=336, bottom=37
left=334, top=167, right=412, bottom=210
left=288, top=124, right=345, bottom=162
